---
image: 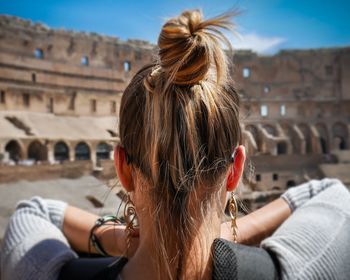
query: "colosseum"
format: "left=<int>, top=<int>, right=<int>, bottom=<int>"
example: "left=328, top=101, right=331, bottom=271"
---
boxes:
left=0, top=15, right=349, bottom=199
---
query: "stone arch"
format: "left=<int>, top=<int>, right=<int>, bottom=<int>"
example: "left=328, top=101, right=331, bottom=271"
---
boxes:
left=54, top=141, right=70, bottom=161
left=5, top=140, right=24, bottom=161
left=96, top=142, right=112, bottom=160
left=245, top=124, right=263, bottom=152
left=75, top=142, right=91, bottom=160
left=332, top=122, right=348, bottom=150
left=315, top=123, right=329, bottom=154
left=28, top=140, right=48, bottom=161
left=298, top=123, right=313, bottom=154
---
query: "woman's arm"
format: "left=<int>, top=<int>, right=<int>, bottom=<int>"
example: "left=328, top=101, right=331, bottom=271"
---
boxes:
left=221, top=178, right=342, bottom=245
left=62, top=205, right=138, bottom=257
left=43, top=178, right=329, bottom=259
left=61, top=178, right=341, bottom=255
left=64, top=196, right=291, bottom=255
left=0, top=196, right=135, bottom=280
left=0, top=197, right=77, bottom=280
left=63, top=198, right=290, bottom=255
left=64, top=196, right=291, bottom=254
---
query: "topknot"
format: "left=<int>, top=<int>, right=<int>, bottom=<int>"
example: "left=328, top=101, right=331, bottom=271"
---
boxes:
left=157, top=9, right=235, bottom=87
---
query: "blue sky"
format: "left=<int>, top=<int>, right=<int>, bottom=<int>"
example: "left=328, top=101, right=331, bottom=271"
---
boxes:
left=0, top=0, right=349, bottom=54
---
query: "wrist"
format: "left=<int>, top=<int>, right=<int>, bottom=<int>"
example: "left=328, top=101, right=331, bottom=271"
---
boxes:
left=89, top=216, right=130, bottom=257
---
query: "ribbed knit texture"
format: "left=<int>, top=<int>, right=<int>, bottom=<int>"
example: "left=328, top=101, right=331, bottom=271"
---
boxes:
left=1, top=179, right=349, bottom=279
left=0, top=196, right=77, bottom=280
left=280, top=178, right=339, bottom=212
left=262, top=178, right=350, bottom=280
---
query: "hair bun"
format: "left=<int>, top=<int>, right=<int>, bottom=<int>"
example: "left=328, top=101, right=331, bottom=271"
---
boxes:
left=158, top=9, right=235, bottom=86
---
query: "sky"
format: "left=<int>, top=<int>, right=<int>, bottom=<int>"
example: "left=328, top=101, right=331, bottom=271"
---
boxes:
left=0, top=0, right=349, bottom=55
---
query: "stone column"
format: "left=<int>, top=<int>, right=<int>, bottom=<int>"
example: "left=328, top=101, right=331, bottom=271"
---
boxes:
left=69, top=142, right=75, bottom=162
left=90, top=142, right=97, bottom=167
left=47, top=141, right=55, bottom=163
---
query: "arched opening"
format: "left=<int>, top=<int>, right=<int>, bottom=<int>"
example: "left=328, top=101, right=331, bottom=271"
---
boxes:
left=277, top=142, right=287, bottom=155
left=286, top=180, right=296, bottom=188
left=5, top=140, right=22, bottom=162
left=320, top=138, right=328, bottom=154
left=54, top=142, right=69, bottom=161
left=332, top=122, right=348, bottom=150
left=75, top=142, right=90, bottom=160
left=316, top=123, right=329, bottom=154
left=96, top=142, right=112, bottom=160
left=28, top=140, right=48, bottom=162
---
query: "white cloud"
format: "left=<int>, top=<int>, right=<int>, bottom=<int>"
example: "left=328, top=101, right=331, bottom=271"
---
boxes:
left=230, top=33, right=286, bottom=55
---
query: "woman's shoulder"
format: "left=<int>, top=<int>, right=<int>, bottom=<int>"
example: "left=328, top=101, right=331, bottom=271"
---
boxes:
left=212, top=238, right=279, bottom=280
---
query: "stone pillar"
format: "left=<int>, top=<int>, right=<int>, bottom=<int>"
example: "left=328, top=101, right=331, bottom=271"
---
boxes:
left=90, top=142, right=97, bottom=167
left=310, top=125, right=322, bottom=154
left=0, top=140, right=7, bottom=162
left=22, top=140, right=29, bottom=160
left=69, top=142, right=75, bottom=162
left=47, top=141, right=55, bottom=163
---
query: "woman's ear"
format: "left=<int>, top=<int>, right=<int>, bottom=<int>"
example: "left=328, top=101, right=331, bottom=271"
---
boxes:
left=114, top=146, right=135, bottom=192
left=226, top=145, right=246, bottom=192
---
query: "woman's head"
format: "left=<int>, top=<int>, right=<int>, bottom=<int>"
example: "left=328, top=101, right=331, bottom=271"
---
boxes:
left=115, top=9, right=244, bottom=279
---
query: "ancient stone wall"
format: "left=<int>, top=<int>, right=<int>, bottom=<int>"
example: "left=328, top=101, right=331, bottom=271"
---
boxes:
left=0, top=15, right=349, bottom=191
left=0, top=15, right=155, bottom=117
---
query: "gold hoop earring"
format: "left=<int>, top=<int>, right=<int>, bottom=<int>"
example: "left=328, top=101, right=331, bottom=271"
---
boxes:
left=229, top=192, right=238, bottom=243
left=124, top=194, right=136, bottom=255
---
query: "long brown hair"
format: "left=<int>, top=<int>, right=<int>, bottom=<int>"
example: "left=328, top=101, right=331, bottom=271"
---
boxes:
left=119, top=9, right=241, bottom=279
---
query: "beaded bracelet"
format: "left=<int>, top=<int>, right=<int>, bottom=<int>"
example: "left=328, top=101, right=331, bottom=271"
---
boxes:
left=88, top=215, right=120, bottom=256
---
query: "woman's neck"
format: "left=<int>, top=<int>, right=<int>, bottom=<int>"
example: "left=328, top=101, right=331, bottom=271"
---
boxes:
left=120, top=213, right=221, bottom=280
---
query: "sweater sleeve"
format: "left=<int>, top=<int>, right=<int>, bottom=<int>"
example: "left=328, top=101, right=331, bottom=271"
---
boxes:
left=0, top=196, right=77, bottom=280
left=280, top=178, right=338, bottom=212
left=261, top=178, right=350, bottom=280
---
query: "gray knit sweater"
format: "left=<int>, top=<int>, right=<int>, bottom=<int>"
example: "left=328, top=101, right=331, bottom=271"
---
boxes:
left=1, top=178, right=350, bottom=280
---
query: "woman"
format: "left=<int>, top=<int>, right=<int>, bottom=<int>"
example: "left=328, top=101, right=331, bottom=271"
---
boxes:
left=1, top=10, right=350, bottom=280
